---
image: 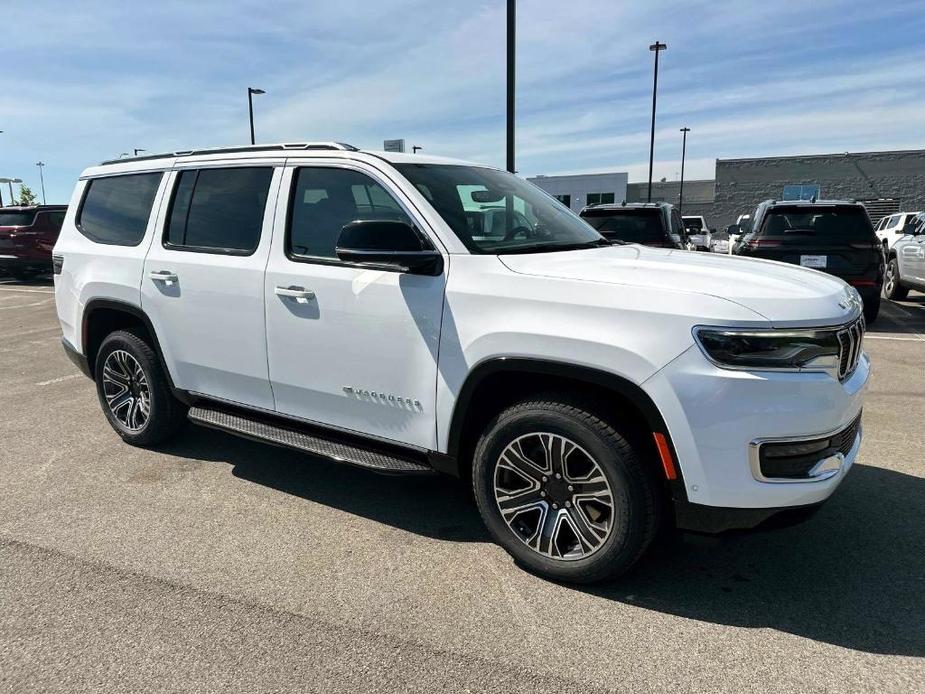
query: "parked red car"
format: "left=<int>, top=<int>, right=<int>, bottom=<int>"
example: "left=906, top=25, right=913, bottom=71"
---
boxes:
left=0, top=205, right=67, bottom=280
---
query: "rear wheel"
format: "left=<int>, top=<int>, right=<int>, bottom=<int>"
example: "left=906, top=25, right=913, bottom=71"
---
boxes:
left=472, top=396, right=661, bottom=584
left=883, top=258, right=909, bottom=301
left=94, top=330, right=186, bottom=446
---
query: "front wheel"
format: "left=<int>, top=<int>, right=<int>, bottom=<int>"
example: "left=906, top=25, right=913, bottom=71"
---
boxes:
left=883, top=258, right=909, bottom=301
left=472, top=397, right=661, bottom=584
left=94, top=330, right=187, bottom=446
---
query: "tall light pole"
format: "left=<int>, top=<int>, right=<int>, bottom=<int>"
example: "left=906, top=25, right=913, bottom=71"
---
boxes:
left=506, top=0, right=515, bottom=174
left=133, top=148, right=146, bottom=156
left=678, top=127, right=690, bottom=213
left=647, top=41, right=667, bottom=203
left=412, top=145, right=423, bottom=154
left=247, top=87, right=265, bottom=145
left=35, top=162, right=46, bottom=204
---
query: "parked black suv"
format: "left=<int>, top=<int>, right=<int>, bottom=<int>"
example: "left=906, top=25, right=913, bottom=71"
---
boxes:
left=579, top=202, right=687, bottom=248
left=734, top=200, right=884, bottom=323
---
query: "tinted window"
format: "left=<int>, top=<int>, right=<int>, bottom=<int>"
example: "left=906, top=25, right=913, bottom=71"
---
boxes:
left=166, top=167, right=272, bottom=253
left=47, top=211, right=67, bottom=229
left=394, top=164, right=603, bottom=255
left=581, top=209, right=667, bottom=244
left=77, top=173, right=162, bottom=246
left=586, top=192, right=615, bottom=206
left=289, top=167, right=414, bottom=259
left=756, top=206, right=875, bottom=242
left=0, top=211, right=36, bottom=226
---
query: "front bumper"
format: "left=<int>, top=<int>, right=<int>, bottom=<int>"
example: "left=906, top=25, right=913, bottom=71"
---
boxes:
left=643, top=343, right=868, bottom=515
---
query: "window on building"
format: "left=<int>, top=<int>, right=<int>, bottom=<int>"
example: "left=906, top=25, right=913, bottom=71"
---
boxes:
left=782, top=184, right=821, bottom=201
left=165, top=167, right=273, bottom=254
left=554, top=194, right=571, bottom=208
left=289, top=167, right=415, bottom=260
left=77, top=173, right=163, bottom=246
left=586, top=192, right=615, bottom=206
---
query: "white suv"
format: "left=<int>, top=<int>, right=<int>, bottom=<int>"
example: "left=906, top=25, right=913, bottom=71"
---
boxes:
left=53, top=143, right=869, bottom=583
left=875, top=211, right=920, bottom=250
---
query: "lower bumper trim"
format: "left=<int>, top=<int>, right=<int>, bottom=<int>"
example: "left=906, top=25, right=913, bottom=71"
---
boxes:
left=674, top=499, right=825, bottom=534
left=61, top=337, right=93, bottom=380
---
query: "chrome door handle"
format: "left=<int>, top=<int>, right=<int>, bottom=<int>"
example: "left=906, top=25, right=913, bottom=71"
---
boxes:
left=148, top=270, right=178, bottom=283
left=275, top=285, right=315, bottom=302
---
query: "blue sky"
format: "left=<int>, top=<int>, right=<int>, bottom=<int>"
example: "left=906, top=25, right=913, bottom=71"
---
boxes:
left=2, top=0, right=924, bottom=204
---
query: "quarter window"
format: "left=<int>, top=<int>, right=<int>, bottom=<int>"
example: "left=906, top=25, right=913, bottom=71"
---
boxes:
left=77, top=173, right=163, bottom=246
left=288, top=167, right=414, bottom=260
left=165, top=167, right=273, bottom=254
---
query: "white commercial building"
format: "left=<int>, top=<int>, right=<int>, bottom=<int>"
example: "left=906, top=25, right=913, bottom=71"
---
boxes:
left=527, top=172, right=629, bottom=213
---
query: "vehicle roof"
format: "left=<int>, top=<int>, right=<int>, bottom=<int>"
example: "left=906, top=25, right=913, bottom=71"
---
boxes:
left=82, top=142, right=488, bottom=179
left=580, top=202, right=670, bottom=213
left=761, top=199, right=865, bottom=208
left=0, top=205, right=67, bottom=211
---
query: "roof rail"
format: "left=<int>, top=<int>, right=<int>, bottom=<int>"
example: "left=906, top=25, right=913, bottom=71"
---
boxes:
left=100, top=142, right=360, bottom=166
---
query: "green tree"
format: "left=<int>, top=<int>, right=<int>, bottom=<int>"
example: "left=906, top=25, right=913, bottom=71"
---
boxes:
left=16, top=184, right=38, bottom=206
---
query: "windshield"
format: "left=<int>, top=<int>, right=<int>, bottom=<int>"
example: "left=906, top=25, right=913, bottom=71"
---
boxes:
left=757, top=206, right=875, bottom=241
left=581, top=209, right=666, bottom=244
left=393, top=164, right=605, bottom=254
left=0, top=211, right=35, bottom=226
left=682, top=217, right=703, bottom=231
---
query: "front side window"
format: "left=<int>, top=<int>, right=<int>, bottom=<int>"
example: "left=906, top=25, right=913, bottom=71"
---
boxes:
left=288, top=167, right=415, bottom=259
left=166, top=167, right=272, bottom=254
left=78, top=173, right=162, bottom=246
left=394, top=164, right=605, bottom=255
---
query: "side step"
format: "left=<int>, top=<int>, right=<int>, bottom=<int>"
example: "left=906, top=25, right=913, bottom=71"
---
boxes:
left=188, top=405, right=434, bottom=475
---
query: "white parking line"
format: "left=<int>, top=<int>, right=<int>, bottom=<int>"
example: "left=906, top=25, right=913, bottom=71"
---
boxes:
left=866, top=334, right=925, bottom=342
left=0, top=299, right=52, bottom=310
left=0, top=286, right=55, bottom=294
left=35, top=373, right=82, bottom=386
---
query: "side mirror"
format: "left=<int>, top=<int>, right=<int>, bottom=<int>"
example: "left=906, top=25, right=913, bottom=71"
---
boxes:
left=335, top=220, right=443, bottom=275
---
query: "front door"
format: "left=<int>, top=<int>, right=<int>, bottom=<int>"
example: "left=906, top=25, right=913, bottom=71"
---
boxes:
left=264, top=162, right=446, bottom=450
left=142, top=162, right=283, bottom=410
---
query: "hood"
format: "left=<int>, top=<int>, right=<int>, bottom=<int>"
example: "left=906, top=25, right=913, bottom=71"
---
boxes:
left=499, top=245, right=860, bottom=328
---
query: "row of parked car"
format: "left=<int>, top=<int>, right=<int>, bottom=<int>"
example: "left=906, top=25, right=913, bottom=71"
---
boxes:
left=577, top=199, right=925, bottom=324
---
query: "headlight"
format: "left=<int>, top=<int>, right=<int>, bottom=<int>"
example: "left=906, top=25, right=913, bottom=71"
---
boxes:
left=694, top=327, right=841, bottom=371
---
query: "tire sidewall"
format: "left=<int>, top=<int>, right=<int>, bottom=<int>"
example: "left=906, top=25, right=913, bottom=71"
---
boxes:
left=94, top=332, right=159, bottom=442
left=473, top=405, right=647, bottom=582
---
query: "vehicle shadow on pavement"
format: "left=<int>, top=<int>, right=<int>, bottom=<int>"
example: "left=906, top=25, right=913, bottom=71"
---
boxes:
left=161, top=426, right=490, bottom=544
left=165, top=428, right=922, bottom=657
left=587, top=463, right=925, bottom=658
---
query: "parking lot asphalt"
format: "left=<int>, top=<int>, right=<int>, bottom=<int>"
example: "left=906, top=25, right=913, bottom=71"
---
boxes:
left=0, top=276, right=923, bottom=693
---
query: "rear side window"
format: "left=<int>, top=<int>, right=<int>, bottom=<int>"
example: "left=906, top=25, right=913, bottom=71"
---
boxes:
left=77, top=173, right=162, bottom=246
left=756, top=206, right=875, bottom=242
left=581, top=209, right=666, bottom=244
left=0, top=211, right=36, bottom=226
left=165, top=167, right=273, bottom=254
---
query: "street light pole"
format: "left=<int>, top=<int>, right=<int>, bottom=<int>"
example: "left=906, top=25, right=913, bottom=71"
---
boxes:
left=36, top=162, right=46, bottom=204
left=647, top=41, right=667, bottom=203
left=247, top=87, right=265, bottom=145
left=506, top=0, right=516, bottom=173
left=678, top=127, right=690, bottom=213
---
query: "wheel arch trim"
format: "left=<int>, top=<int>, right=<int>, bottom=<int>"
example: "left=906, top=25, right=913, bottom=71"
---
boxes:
left=445, top=357, right=688, bottom=500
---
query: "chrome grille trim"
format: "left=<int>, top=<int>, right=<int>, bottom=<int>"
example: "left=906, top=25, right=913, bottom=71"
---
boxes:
left=836, top=316, right=865, bottom=381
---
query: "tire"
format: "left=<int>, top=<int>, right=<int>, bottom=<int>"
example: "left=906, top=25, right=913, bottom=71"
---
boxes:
left=883, top=258, right=909, bottom=301
left=94, top=329, right=186, bottom=447
left=472, top=396, right=662, bottom=584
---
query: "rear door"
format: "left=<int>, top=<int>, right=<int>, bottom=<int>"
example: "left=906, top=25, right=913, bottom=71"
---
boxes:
left=901, top=216, right=925, bottom=283
left=141, top=161, right=283, bottom=410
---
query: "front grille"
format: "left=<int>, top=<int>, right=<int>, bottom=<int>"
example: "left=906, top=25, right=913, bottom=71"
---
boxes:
left=836, top=316, right=865, bottom=381
left=758, top=413, right=862, bottom=480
